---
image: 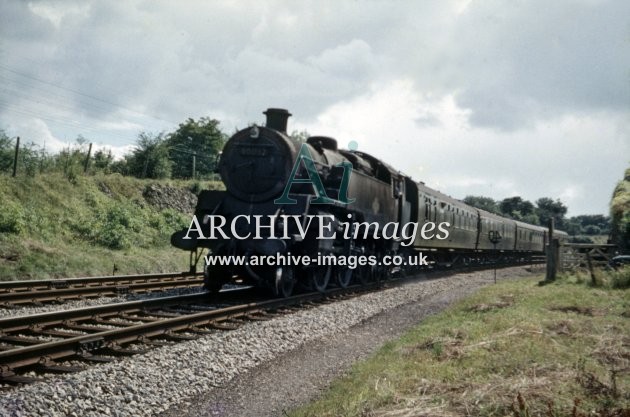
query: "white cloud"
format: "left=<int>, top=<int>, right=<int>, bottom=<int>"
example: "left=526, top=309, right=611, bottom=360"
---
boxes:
left=296, top=79, right=629, bottom=215
left=0, top=0, right=628, bottom=215
left=28, top=1, right=90, bottom=28
left=10, top=118, right=68, bottom=153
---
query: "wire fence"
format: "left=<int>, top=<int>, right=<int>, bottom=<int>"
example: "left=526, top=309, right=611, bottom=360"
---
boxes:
left=0, top=135, right=220, bottom=181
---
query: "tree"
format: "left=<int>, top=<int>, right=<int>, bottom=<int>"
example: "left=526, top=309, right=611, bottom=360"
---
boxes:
left=463, top=196, right=500, bottom=214
left=610, top=167, right=630, bottom=252
left=290, top=130, right=310, bottom=143
left=536, top=197, right=568, bottom=229
left=564, top=217, right=583, bottom=235
left=499, top=196, right=535, bottom=219
left=519, top=213, right=541, bottom=225
left=575, top=215, right=610, bottom=234
left=124, top=132, right=172, bottom=179
left=166, top=117, right=227, bottom=179
left=583, top=225, right=602, bottom=235
left=92, top=149, right=114, bottom=172
left=0, top=129, right=15, bottom=172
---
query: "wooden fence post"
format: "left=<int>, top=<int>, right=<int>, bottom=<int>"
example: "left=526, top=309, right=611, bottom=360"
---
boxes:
left=12, top=136, right=20, bottom=177
left=545, top=218, right=557, bottom=282
left=84, top=143, right=93, bottom=173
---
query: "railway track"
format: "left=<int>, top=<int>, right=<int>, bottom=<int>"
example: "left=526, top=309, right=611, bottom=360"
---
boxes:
left=0, top=272, right=204, bottom=306
left=0, top=284, right=373, bottom=385
left=0, top=260, right=545, bottom=385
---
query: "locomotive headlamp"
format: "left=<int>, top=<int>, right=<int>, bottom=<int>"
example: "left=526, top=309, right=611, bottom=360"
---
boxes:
left=250, top=125, right=260, bottom=139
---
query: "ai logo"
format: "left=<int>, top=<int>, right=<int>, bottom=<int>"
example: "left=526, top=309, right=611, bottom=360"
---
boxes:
left=274, top=143, right=355, bottom=205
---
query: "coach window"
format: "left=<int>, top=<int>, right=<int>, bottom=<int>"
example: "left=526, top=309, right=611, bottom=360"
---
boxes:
left=434, top=201, right=437, bottom=222
left=393, top=179, right=403, bottom=198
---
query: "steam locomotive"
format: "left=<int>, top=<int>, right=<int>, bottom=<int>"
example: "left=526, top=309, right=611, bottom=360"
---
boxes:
left=171, top=108, right=567, bottom=297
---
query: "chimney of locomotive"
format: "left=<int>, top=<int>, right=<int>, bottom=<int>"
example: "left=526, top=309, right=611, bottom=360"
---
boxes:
left=263, top=108, right=292, bottom=133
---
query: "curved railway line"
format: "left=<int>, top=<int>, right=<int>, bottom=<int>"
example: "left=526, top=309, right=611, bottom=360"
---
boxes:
left=0, top=260, right=544, bottom=386
left=0, top=272, right=204, bottom=306
left=0, top=284, right=374, bottom=385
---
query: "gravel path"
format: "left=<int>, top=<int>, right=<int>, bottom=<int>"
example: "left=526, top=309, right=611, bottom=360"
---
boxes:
left=0, top=266, right=538, bottom=417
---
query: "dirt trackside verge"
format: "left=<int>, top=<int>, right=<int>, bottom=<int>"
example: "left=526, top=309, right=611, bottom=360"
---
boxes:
left=160, top=266, right=539, bottom=417
left=288, top=269, right=630, bottom=417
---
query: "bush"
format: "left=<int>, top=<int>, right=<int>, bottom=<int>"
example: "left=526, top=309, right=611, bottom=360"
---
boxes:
left=189, top=181, right=203, bottom=195
left=569, top=236, right=594, bottom=244
left=0, top=202, right=26, bottom=234
left=609, top=266, right=630, bottom=289
left=147, top=208, right=188, bottom=244
left=583, top=225, right=602, bottom=235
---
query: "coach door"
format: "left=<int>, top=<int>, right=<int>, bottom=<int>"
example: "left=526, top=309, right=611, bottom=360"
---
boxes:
left=398, top=177, right=418, bottom=225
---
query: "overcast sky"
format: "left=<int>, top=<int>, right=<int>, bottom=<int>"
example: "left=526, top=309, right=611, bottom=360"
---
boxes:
left=1, top=0, right=628, bottom=216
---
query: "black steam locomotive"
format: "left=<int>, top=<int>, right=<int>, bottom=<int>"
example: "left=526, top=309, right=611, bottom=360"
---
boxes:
left=171, top=108, right=567, bottom=297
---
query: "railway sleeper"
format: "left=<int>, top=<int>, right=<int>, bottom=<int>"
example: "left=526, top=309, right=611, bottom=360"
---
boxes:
left=102, top=344, right=149, bottom=356
left=187, top=326, right=215, bottom=335
left=142, top=310, right=182, bottom=318
left=245, top=313, right=271, bottom=321
left=77, top=353, right=116, bottom=363
left=120, top=313, right=162, bottom=322
left=253, top=311, right=282, bottom=318
left=138, top=337, right=172, bottom=347
left=115, top=286, right=130, bottom=295
left=91, top=317, right=133, bottom=327
left=63, top=323, right=111, bottom=333
left=36, top=329, right=88, bottom=338
left=48, top=280, right=69, bottom=289
left=0, top=335, right=42, bottom=346
left=37, top=358, right=83, bottom=374
left=183, top=305, right=219, bottom=312
left=1, top=374, right=44, bottom=385
left=208, top=321, right=239, bottom=331
left=164, top=331, right=197, bottom=341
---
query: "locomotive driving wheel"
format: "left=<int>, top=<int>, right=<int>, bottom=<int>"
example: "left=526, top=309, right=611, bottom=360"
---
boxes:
left=204, top=264, right=227, bottom=293
left=357, top=263, right=375, bottom=285
left=334, top=266, right=353, bottom=288
left=272, top=267, right=295, bottom=298
left=308, top=265, right=331, bottom=293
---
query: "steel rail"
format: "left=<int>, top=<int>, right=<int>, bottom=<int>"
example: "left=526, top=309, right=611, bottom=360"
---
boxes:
left=0, top=285, right=368, bottom=378
left=0, top=272, right=203, bottom=305
left=0, top=293, right=212, bottom=333
left=0, top=262, right=542, bottom=381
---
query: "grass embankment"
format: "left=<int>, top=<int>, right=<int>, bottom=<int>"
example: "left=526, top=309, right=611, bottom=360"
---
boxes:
left=290, top=270, right=630, bottom=417
left=0, top=174, right=220, bottom=280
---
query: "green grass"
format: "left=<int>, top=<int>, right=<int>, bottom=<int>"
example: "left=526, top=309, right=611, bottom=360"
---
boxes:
left=288, top=271, right=630, bottom=417
left=0, top=173, right=220, bottom=279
